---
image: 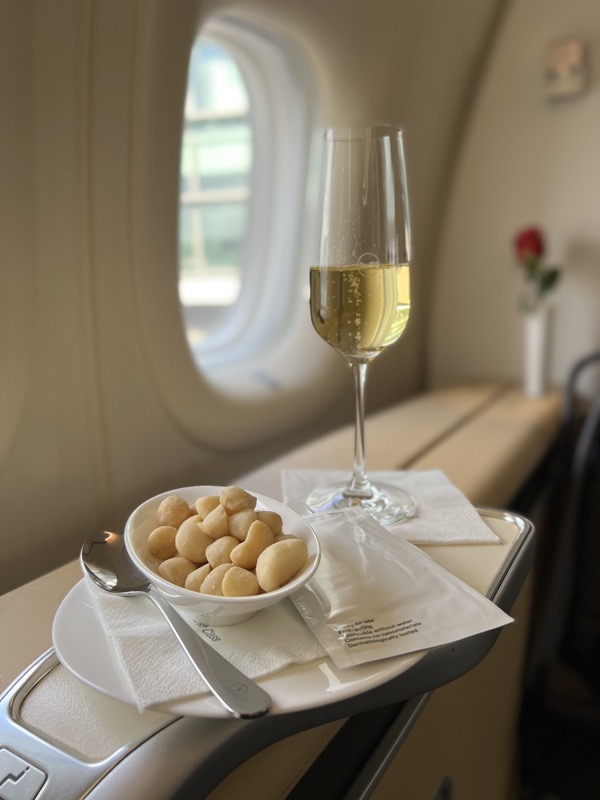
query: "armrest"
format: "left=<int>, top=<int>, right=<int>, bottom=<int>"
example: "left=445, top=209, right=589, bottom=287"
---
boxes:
left=409, top=387, right=562, bottom=507
left=0, top=561, right=81, bottom=691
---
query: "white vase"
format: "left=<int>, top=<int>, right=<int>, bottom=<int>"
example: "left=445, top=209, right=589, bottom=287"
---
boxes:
left=523, top=305, right=552, bottom=397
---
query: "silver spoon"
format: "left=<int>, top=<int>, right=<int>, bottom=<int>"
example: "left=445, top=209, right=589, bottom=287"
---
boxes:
left=80, top=531, right=271, bottom=718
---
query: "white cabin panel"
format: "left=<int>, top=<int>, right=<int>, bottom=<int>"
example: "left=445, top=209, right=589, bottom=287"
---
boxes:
left=428, top=0, right=600, bottom=397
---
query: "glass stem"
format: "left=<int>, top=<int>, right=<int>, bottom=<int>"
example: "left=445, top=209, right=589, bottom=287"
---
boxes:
left=345, top=362, right=373, bottom=498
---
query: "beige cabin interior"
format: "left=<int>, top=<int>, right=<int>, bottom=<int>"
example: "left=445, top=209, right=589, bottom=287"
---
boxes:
left=2, top=0, right=599, bottom=798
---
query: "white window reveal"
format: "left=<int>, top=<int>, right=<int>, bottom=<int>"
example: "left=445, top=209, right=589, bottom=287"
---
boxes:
left=177, top=16, right=326, bottom=386
left=179, top=36, right=251, bottom=347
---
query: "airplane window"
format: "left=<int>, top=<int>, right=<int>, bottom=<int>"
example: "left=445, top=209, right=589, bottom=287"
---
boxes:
left=139, top=14, right=341, bottom=448
left=179, top=36, right=251, bottom=348
left=177, top=17, right=321, bottom=379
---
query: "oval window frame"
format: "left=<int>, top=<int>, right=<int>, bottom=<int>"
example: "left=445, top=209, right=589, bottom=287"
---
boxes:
left=130, top=10, right=346, bottom=450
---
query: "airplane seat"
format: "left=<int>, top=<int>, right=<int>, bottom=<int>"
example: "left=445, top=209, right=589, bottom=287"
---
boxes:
left=526, top=351, right=600, bottom=678
left=520, top=351, right=600, bottom=797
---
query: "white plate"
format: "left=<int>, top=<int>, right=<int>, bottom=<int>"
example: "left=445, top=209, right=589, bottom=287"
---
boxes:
left=52, top=579, right=426, bottom=718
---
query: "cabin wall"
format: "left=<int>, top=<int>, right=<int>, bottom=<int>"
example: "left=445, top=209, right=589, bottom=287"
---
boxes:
left=428, top=0, right=600, bottom=397
left=1, top=0, right=505, bottom=593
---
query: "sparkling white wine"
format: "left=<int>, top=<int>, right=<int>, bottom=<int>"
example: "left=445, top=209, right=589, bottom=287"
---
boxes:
left=310, top=263, right=410, bottom=362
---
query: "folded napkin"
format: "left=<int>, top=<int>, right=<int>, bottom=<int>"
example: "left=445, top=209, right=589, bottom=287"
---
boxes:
left=282, top=469, right=501, bottom=545
left=85, top=578, right=326, bottom=712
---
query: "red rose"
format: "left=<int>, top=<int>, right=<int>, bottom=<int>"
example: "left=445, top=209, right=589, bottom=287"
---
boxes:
left=512, top=225, right=561, bottom=310
left=514, top=227, right=544, bottom=261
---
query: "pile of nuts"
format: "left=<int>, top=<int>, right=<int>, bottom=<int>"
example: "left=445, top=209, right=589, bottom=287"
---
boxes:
left=145, top=486, right=308, bottom=598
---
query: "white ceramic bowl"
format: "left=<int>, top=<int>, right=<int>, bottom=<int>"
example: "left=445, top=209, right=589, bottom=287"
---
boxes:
left=124, top=485, right=321, bottom=626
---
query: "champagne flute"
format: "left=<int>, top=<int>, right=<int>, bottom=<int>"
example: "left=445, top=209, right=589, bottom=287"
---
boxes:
left=307, top=125, right=417, bottom=524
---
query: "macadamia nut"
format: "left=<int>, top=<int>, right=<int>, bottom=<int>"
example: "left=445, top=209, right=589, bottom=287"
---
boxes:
left=230, top=520, right=274, bottom=570
left=200, top=563, right=235, bottom=596
left=256, top=539, right=308, bottom=593
left=222, top=566, right=260, bottom=597
left=157, top=495, right=192, bottom=528
left=147, top=525, right=178, bottom=560
left=256, top=510, right=284, bottom=536
left=175, top=519, right=214, bottom=563
left=205, top=536, right=238, bottom=568
left=158, top=556, right=196, bottom=587
left=202, top=504, right=230, bottom=538
left=220, top=486, right=257, bottom=514
left=228, top=509, right=257, bottom=541
left=195, top=495, right=220, bottom=519
left=184, top=564, right=212, bottom=592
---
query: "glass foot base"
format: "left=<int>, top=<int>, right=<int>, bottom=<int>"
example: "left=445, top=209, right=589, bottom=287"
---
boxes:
left=306, top=481, right=417, bottom=525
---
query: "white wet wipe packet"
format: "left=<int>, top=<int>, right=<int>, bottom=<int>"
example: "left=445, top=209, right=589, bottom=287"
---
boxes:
left=291, top=509, right=513, bottom=670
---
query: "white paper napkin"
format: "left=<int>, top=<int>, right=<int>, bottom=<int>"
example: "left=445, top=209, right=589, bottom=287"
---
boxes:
left=85, top=578, right=326, bottom=712
left=282, top=469, right=501, bottom=545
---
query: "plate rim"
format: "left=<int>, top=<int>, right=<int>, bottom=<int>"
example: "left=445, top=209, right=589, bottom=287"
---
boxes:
left=52, top=577, right=426, bottom=718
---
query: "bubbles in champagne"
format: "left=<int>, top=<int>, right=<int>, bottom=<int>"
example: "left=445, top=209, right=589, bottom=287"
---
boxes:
left=309, top=263, right=410, bottom=362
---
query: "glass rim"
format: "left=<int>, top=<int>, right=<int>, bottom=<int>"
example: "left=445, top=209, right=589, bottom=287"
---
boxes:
left=324, top=124, right=404, bottom=142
